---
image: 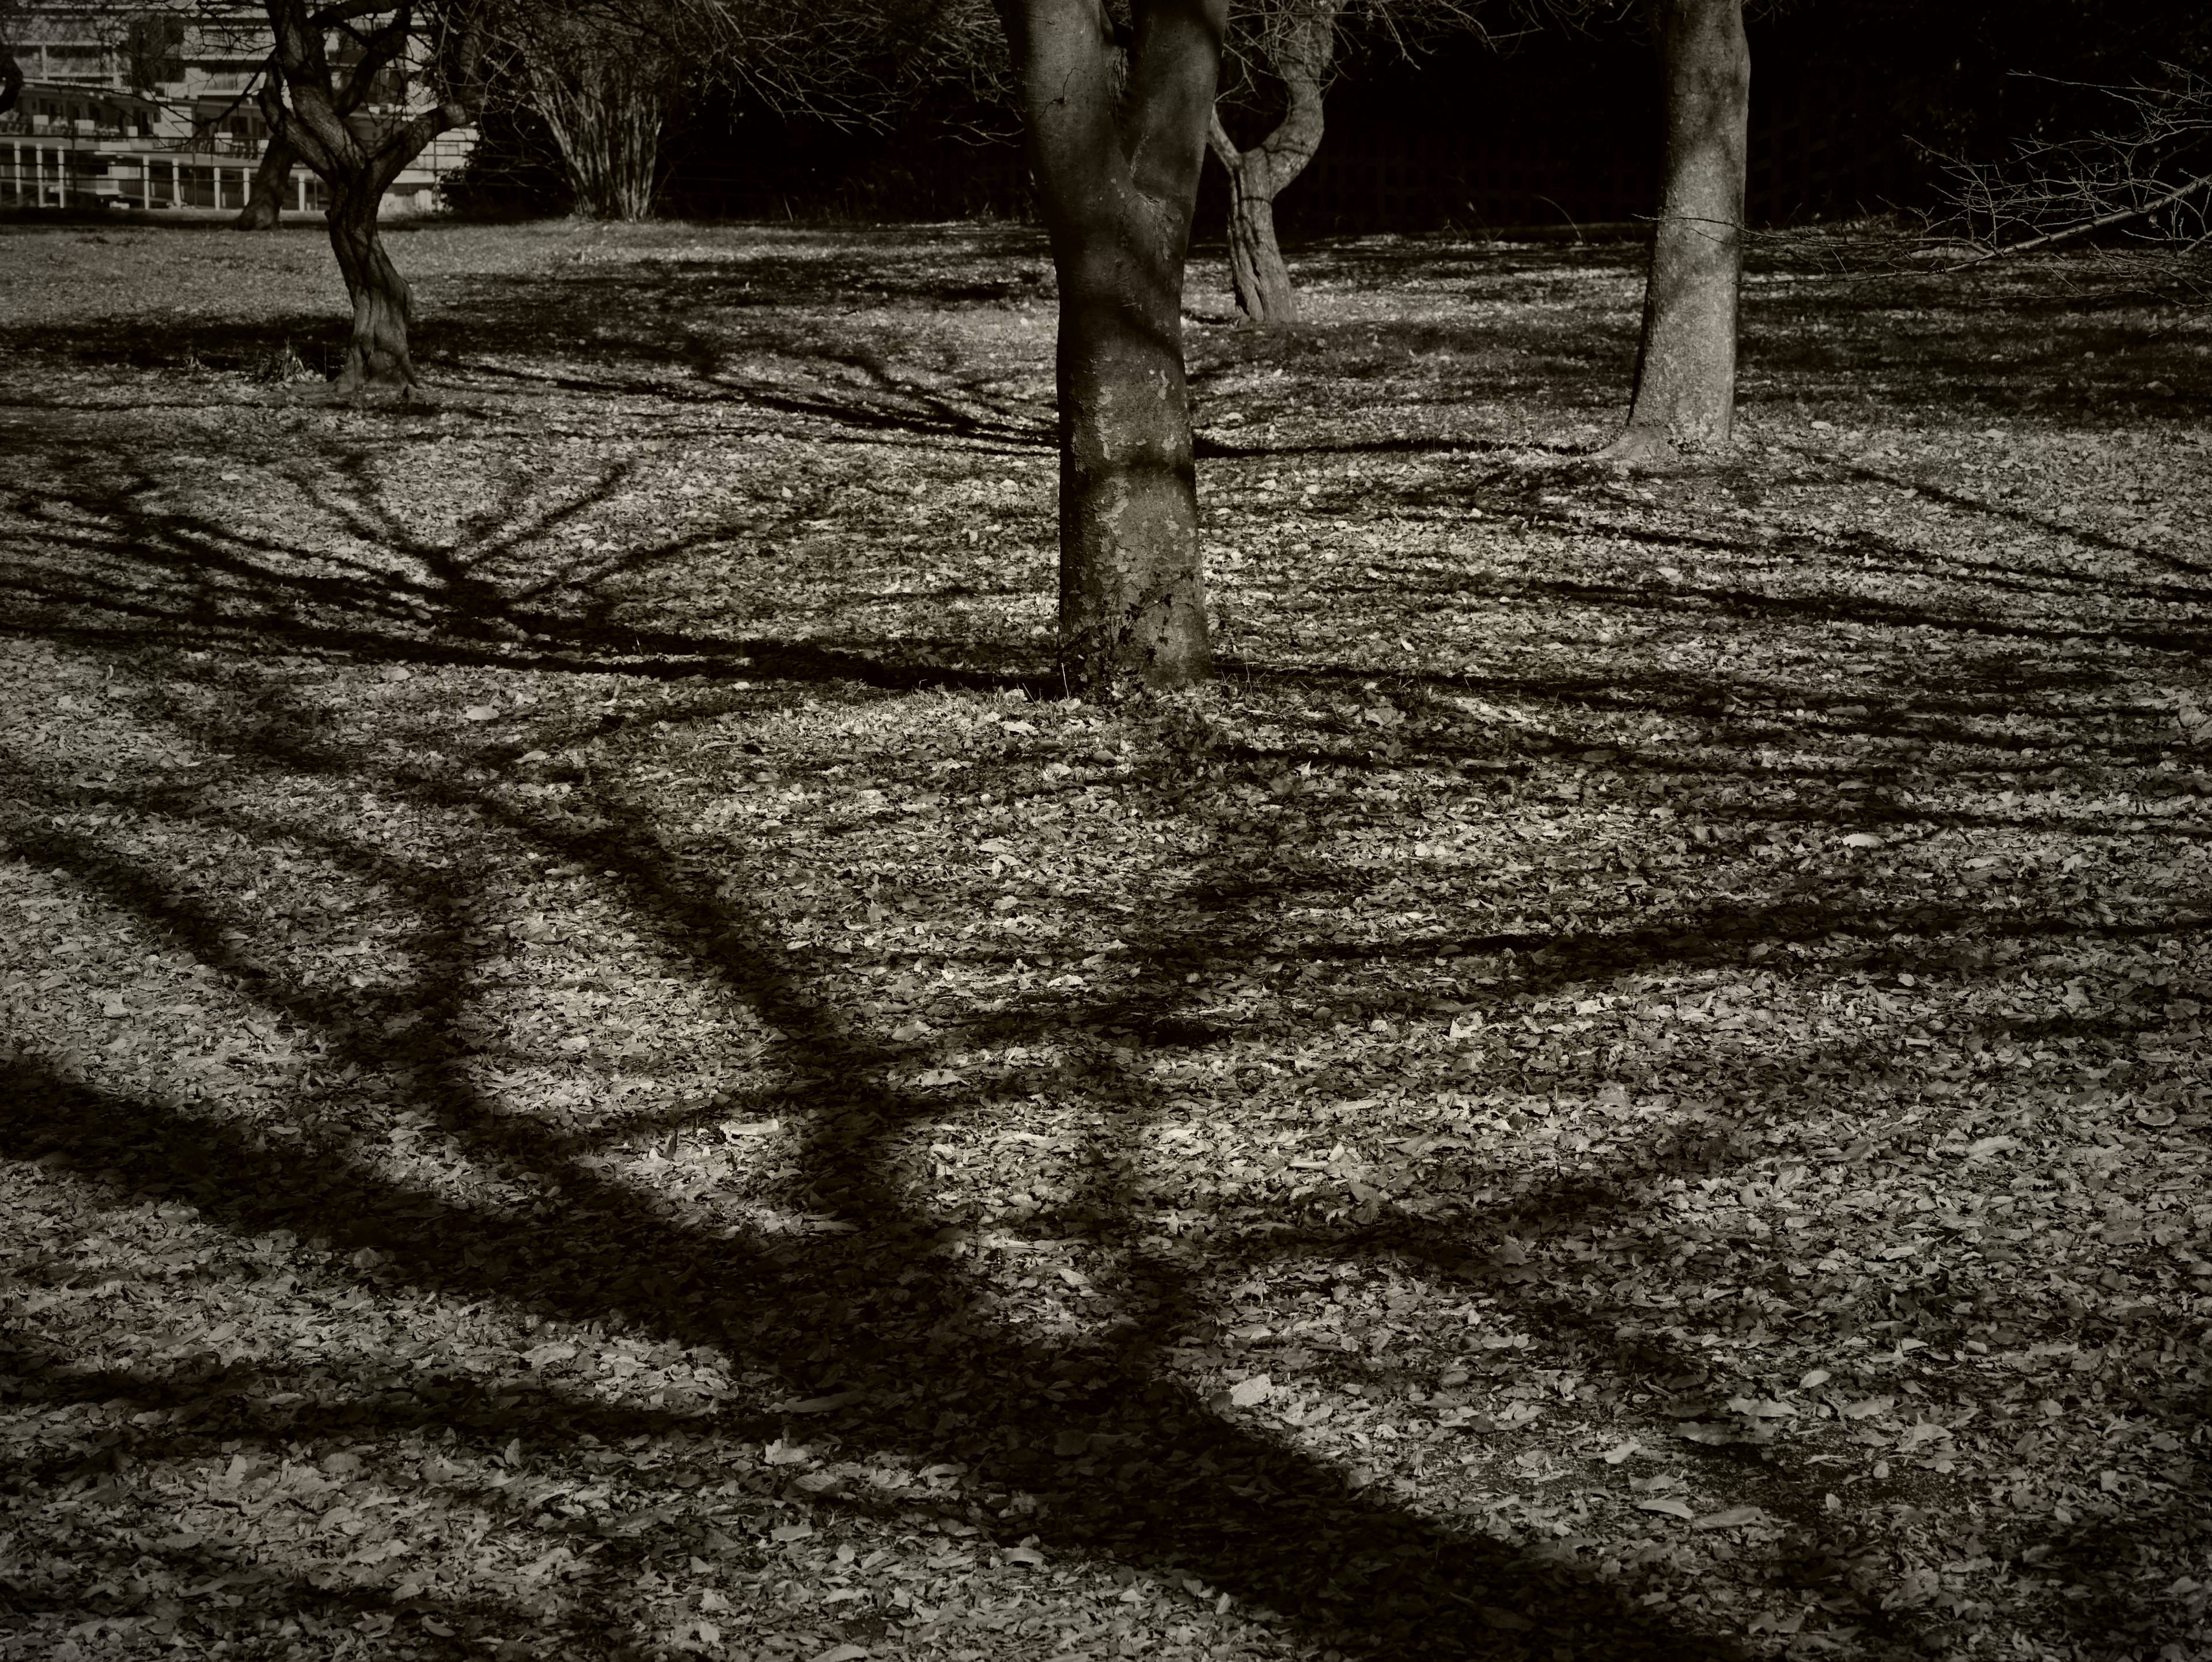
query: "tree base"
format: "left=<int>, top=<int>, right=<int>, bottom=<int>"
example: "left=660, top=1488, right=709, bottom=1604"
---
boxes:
left=1591, top=425, right=1730, bottom=472
left=321, top=373, right=431, bottom=410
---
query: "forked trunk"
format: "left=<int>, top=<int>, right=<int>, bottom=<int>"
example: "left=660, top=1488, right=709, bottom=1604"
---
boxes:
left=1205, top=2, right=1336, bottom=328
left=327, top=185, right=416, bottom=392
left=1001, top=0, right=1226, bottom=694
left=1607, top=0, right=1749, bottom=464
left=234, top=137, right=295, bottom=229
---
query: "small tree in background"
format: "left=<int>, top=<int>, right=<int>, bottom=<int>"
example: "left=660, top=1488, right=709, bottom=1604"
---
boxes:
left=501, top=5, right=677, bottom=219
left=257, top=0, right=486, bottom=395
left=1206, top=0, right=1342, bottom=325
left=1603, top=0, right=1748, bottom=465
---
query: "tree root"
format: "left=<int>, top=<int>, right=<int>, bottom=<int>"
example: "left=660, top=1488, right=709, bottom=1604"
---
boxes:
left=320, top=374, right=432, bottom=411
left=1592, top=425, right=1685, bottom=471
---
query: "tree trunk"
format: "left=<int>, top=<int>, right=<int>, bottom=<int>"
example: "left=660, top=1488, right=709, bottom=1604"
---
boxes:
left=1000, top=0, right=1226, bottom=694
left=1205, top=0, right=1338, bottom=327
left=326, top=183, right=417, bottom=393
left=1605, top=0, right=1749, bottom=465
left=234, top=136, right=295, bottom=229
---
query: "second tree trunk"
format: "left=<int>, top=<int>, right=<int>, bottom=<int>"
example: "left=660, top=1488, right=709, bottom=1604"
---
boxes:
left=1205, top=0, right=1338, bottom=328
left=1611, top=0, right=1749, bottom=461
left=234, top=137, right=296, bottom=230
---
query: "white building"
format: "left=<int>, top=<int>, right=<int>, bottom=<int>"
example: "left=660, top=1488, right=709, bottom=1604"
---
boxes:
left=0, top=5, right=475, bottom=215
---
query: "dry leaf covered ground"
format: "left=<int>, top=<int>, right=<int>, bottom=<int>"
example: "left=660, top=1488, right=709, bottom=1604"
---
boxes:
left=1, top=216, right=2210, bottom=1662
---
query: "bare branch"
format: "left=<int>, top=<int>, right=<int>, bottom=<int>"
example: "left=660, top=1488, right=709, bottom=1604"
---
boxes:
left=1931, top=68, right=2212, bottom=272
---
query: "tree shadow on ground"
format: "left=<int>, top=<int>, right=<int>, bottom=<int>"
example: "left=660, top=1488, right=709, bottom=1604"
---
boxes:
left=3, top=223, right=2208, bottom=1659
left=3, top=497, right=2204, bottom=1652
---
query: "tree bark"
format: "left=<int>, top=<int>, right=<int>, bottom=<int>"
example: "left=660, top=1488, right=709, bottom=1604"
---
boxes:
left=327, top=181, right=417, bottom=389
left=999, top=0, right=1225, bottom=695
left=1205, top=0, right=1338, bottom=327
left=1605, top=0, right=1749, bottom=465
left=234, top=136, right=297, bottom=229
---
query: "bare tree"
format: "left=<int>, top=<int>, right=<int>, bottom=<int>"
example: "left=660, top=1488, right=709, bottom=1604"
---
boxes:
left=500, top=5, right=675, bottom=219
left=1934, top=69, right=2212, bottom=272
left=1205, top=0, right=1341, bottom=324
left=625, top=0, right=999, bottom=119
left=1603, top=0, right=1747, bottom=465
left=997, top=0, right=1226, bottom=693
left=256, top=0, right=486, bottom=395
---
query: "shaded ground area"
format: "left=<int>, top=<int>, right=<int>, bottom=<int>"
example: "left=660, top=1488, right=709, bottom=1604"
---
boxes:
left=1, top=217, right=2209, bottom=1662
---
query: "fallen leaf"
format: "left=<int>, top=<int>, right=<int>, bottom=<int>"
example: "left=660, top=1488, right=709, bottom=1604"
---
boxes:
left=1694, top=1506, right=1768, bottom=1530
left=1727, top=1396, right=1797, bottom=1419
left=777, top=1390, right=867, bottom=1414
left=1637, top=1497, right=1696, bottom=1518
left=1229, top=1374, right=1272, bottom=1407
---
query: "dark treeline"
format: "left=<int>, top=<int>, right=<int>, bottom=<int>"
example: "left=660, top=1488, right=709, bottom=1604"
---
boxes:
left=450, top=0, right=2212, bottom=234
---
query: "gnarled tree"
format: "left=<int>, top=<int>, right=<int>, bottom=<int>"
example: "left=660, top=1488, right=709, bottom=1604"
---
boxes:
left=257, top=0, right=484, bottom=395
left=1206, top=0, right=1340, bottom=324
left=997, top=0, right=1227, bottom=693
left=1604, top=0, right=1748, bottom=465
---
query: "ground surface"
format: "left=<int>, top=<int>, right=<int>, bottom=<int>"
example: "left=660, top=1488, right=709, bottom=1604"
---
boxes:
left=1, top=214, right=2210, bottom=1662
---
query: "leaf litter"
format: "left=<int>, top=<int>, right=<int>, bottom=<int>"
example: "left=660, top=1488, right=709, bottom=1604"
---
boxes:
left=0, top=218, right=2208, bottom=1661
